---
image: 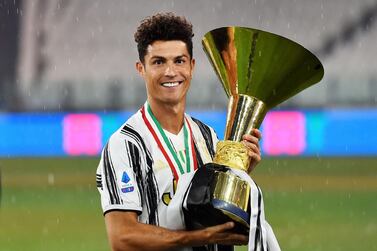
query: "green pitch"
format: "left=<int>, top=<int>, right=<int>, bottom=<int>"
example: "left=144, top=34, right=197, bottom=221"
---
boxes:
left=0, top=157, right=376, bottom=251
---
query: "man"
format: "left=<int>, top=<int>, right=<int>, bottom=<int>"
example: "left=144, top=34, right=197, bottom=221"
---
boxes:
left=96, top=13, right=262, bottom=251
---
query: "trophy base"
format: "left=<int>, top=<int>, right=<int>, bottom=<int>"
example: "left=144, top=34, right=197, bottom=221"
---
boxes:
left=212, top=199, right=250, bottom=228
left=184, top=163, right=250, bottom=235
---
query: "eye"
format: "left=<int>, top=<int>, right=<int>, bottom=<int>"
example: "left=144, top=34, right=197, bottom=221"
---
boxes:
left=152, top=59, right=164, bottom=65
left=175, top=58, right=186, bottom=64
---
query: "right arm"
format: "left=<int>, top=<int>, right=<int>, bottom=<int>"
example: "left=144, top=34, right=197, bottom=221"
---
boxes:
left=105, top=211, right=248, bottom=251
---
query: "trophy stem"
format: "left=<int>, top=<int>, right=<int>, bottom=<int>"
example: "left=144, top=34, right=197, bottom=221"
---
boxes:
left=224, top=94, right=267, bottom=141
left=213, top=94, right=267, bottom=172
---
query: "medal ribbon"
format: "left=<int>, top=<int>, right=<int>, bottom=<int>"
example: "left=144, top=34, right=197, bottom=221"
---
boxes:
left=141, top=103, right=196, bottom=181
left=185, top=117, right=198, bottom=171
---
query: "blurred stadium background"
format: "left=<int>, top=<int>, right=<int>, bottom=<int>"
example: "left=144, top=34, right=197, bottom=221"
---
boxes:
left=0, top=0, right=376, bottom=250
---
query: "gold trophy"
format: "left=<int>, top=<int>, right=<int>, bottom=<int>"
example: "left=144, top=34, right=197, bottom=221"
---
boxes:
left=185, top=27, right=324, bottom=233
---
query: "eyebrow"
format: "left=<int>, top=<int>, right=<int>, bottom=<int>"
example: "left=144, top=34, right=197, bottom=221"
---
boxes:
left=175, top=55, right=189, bottom=59
left=150, top=56, right=165, bottom=60
left=150, top=54, right=189, bottom=60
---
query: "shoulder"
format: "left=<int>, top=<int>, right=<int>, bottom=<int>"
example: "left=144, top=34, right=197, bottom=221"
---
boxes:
left=187, top=115, right=215, bottom=132
left=186, top=115, right=219, bottom=158
left=99, top=109, right=152, bottom=170
left=186, top=115, right=218, bottom=139
left=107, top=110, right=148, bottom=153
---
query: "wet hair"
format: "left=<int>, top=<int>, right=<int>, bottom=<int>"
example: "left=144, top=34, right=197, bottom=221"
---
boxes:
left=134, top=12, right=194, bottom=62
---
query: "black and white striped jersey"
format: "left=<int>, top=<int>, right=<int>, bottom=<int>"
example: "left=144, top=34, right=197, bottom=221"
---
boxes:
left=96, top=102, right=218, bottom=227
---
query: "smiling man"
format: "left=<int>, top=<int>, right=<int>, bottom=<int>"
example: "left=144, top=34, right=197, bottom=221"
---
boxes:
left=96, top=13, right=262, bottom=251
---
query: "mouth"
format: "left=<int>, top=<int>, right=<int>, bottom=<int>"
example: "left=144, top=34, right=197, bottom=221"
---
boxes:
left=161, top=81, right=183, bottom=88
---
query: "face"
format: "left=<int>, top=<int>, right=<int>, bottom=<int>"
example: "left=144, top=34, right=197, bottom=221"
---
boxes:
left=136, top=40, right=195, bottom=106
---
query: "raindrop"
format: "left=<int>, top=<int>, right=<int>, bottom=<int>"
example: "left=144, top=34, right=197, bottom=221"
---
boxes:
left=309, top=203, right=315, bottom=210
left=43, top=227, right=49, bottom=235
left=48, top=173, right=55, bottom=185
left=365, top=223, right=376, bottom=235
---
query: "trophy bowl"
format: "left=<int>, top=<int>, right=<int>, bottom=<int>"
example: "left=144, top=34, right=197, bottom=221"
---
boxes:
left=184, top=27, right=324, bottom=234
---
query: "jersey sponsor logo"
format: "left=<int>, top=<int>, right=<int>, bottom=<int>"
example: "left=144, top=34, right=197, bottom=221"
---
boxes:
left=121, top=186, right=134, bottom=193
left=162, top=178, right=177, bottom=206
left=121, top=171, right=131, bottom=183
left=121, top=171, right=134, bottom=193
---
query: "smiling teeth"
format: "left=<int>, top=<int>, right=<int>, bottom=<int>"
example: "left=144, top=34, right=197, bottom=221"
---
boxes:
left=162, top=82, right=180, bottom=87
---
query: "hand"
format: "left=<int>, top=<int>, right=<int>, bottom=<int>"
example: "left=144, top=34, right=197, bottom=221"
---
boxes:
left=196, top=222, right=249, bottom=246
left=242, top=128, right=262, bottom=173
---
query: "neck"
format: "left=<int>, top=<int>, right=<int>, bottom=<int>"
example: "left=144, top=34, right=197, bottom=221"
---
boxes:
left=147, top=99, right=185, bottom=135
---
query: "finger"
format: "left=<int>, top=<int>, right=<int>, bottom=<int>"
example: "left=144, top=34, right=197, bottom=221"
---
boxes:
left=248, top=151, right=261, bottom=162
left=217, top=234, right=249, bottom=245
left=208, top=222, right=235, bottom=233
left=242, top=130, right=262, bottom=140
left=242, top=140, right=260, bottom=154
left=243, top=140, right=261, bottom=154
left=242, top=135, right=259, bottom=147
left=229, top=235, right=249, bottom=245
left=252, top=128, right=262, bottom=140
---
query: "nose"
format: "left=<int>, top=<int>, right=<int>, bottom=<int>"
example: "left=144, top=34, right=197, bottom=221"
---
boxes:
left=164, top=63, right=177, bottom=77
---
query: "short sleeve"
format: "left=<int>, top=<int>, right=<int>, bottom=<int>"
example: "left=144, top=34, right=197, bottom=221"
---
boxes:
left=96, top=133, right=143, bottom=215
left=210, top=126, right=219, bottom=152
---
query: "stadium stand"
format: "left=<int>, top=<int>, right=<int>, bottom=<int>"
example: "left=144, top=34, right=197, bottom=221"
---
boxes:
left=12, top=0, right=377, bottom=111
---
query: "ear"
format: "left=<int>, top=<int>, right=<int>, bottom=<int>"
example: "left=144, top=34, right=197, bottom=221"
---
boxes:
left=136, top=61, right=145, bottom=77
left=190, top=58, right=195, bottom=76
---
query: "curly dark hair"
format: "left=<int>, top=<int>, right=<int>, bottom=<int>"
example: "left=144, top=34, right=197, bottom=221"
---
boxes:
left=134, top=12, right=194, bottom=62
